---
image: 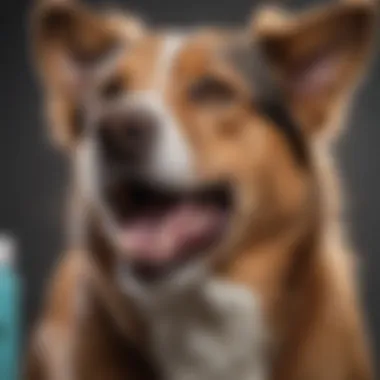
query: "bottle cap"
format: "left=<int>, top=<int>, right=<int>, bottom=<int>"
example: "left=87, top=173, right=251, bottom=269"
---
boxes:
left=0, top=233, right=16, bottom=268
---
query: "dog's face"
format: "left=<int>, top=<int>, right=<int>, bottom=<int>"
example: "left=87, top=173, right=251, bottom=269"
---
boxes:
left=32, top=0, right=375, bottom=290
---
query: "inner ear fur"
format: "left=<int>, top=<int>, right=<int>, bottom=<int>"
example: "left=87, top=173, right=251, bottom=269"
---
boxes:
left=252, top=0, right=377, bottom=136
left=30, top=0, right=144, bottom=149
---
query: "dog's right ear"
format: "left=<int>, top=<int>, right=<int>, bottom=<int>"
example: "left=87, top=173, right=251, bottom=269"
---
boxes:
left=250, top=0, right=376, bottom=138
left=31, top=0, right=144, bottom=149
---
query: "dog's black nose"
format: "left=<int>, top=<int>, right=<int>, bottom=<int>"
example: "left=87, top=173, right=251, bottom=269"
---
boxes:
left=98, top=109, right=156, bottom=163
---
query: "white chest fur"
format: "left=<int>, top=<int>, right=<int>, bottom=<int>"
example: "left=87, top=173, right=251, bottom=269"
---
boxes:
left=144, top=279, right=269, bottom=380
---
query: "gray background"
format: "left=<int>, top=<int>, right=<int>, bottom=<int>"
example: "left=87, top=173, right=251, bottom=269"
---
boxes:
left=1, top=0, right=379, bottom=368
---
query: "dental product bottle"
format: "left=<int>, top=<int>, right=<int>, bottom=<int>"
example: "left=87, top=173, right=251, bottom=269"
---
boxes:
left=0, top=234, right=20, bottom=380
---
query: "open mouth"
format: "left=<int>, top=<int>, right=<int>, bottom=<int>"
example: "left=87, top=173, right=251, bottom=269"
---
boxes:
left=105, top=179, right=233, bottom=281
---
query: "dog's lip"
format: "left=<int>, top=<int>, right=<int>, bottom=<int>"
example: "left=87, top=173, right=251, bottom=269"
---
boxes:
left=104, top=178, right=233, bottom=281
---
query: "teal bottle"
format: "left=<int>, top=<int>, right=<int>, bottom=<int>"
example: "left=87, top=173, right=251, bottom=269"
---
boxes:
left=0, top=235, right=20, bottom=380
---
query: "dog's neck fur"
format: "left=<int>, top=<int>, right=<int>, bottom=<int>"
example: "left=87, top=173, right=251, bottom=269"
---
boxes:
left=81, top=199, right=321, bottom=380
left=85, top=222, right=269, bottom=380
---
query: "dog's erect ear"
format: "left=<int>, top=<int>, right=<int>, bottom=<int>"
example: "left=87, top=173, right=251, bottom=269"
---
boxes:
left=251, top=0, right=376, bottom=137
left=31, top=0, right=144, bottom=149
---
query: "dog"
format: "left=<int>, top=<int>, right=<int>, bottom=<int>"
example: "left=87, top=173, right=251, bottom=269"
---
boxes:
left=25, top=0, right=377, bottom=379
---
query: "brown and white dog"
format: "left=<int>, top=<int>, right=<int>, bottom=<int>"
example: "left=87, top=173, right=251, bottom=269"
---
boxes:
left=25, top=0, right=377, bottom=379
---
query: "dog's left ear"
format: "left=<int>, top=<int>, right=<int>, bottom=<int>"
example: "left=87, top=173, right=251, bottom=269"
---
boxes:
left=251, top=0, right=377, bottom=137
left=31, top=0, right=144, bottom=149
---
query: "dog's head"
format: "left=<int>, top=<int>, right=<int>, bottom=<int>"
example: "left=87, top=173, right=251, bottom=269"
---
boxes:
left=32, top=0, right=375, bottom=294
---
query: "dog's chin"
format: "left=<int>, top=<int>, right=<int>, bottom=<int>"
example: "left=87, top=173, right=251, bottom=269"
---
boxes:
left=101, top=178, right=233, bottom=289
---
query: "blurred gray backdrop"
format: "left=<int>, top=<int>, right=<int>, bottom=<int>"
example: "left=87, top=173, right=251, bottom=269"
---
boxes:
left=0, top=0, right=379, bottom=368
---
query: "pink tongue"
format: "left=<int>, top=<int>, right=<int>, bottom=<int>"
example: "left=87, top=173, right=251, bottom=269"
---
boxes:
left=119, top=203, right=223, bottom=263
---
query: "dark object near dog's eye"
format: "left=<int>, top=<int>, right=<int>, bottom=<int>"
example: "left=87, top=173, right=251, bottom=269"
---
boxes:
left=189, top=76, right=236, bottom=105
left=100, top=76, right=124, bottom=100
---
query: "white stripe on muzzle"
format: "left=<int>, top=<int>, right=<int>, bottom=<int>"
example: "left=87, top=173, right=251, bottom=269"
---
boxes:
left=131, top=34, right=196, bottom=189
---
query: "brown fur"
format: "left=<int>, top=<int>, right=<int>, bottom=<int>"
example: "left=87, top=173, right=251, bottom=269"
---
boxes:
left=25, top=0, right=376, bottom=379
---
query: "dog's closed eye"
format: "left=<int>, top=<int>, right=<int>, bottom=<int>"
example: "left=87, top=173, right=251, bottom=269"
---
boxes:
left=189, top=76, right=236, bottom=106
